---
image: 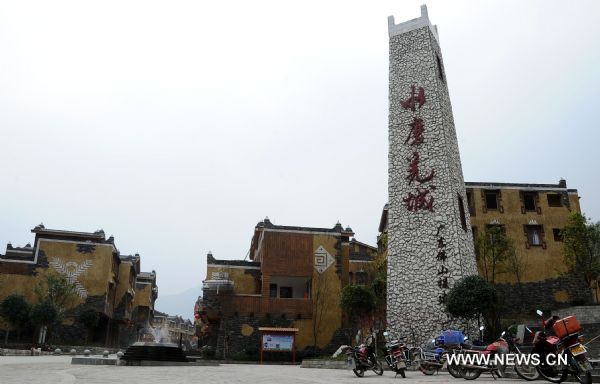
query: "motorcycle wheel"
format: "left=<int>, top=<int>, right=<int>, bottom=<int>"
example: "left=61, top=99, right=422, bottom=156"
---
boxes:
left=447, top=363, right=462, bottom=378
left=537, top=364, right=568, bottom=383
left=396, top=368, right=406, bottom=378
left=372, top=361, right=384, bottom=376
left=419, top=363, right=436, bottom=376
left=514, top=362, right=540, bottom=381
left=459, top=366, right=482, bottom=380
left=353, top=367, right=365, bottom=377
left=572, top=355, right=592, bottom=384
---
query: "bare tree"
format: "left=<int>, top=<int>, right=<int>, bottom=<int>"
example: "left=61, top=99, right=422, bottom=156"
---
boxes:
left=475, top=226, right=515, bottom=285
left=311, top=271, right=335, bottom=356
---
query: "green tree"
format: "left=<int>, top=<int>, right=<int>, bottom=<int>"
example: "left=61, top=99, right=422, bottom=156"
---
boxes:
left=30, top=299, right=58, bottom=343
left=475, top=226, right=516, bottom=284
left=34, top=272, right=79, bottom=323
left=340, top=284, right=376, bottom=343
left=78, top=308, right=99, bottom=343
left=562, top=213, right=600, bottom=302
left=32, top=272, right=79, bottom=343
left=370, top=252, right=387, bottom=332
left=446, top=275, right=499, bottom=340
left=0, top=294, right=30, bottom=344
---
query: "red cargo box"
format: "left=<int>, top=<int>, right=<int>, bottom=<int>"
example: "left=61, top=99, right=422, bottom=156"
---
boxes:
left=553, top=316, right=581, bottom=339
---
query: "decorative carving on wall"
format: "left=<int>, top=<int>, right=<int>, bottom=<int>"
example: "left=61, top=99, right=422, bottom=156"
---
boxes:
left=77, top=244, right=96, bottom=254
left=49, top=257, right=93, bottom=298
left=314, top=246, right=334, bottom=274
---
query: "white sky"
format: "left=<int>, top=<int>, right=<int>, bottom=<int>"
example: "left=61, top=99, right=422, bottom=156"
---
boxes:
left=1, top=0, right=599, bottom=316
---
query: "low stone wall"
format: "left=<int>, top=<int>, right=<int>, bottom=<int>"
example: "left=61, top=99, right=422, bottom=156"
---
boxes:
left=0, top=348, right=53, bottom=356
left=0, top=345, right=121, bottom=356
left=301, top=359, right=348, bottom=369
left=495, top=277, right=592, bottom=315
left=553, top=306, right=600, bottom=324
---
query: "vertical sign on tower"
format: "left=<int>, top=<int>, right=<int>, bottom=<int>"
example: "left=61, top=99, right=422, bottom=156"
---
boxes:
left=387, top=5, right=477, bottom=345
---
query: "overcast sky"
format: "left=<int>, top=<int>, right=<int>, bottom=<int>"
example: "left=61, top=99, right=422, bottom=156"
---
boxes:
left=1, top=1, right=599, bottom=316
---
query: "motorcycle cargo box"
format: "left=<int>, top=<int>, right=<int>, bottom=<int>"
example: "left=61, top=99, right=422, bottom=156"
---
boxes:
left=552, top=316, right=581, bottom=339
left=437, top=330, right=465, bottom=346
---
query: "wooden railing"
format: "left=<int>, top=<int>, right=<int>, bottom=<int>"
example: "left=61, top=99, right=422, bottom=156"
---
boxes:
left=221, top=294, right=312, bottom=318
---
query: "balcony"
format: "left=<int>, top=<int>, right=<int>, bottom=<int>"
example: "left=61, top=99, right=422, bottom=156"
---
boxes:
left=203, top=279, right=234, bottom=293
left=219, top=294, right=312, bottom=318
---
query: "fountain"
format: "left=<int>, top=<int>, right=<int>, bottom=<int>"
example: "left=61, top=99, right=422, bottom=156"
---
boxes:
left=120, top=326, right=189, bottom=365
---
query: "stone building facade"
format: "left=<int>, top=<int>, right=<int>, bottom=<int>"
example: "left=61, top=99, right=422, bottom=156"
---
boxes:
left=0, top=225, right=157, bottom=347
left=387, top=5, right=477, bottom=345
left=199, top=218, right=377, bottom=358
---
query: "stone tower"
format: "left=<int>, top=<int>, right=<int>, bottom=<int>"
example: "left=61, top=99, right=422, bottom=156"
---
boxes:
left=387, top=5, right=477, bottom=345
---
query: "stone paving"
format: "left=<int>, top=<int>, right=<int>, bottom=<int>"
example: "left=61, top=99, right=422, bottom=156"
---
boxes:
left=0, top=356, right=517, bottom=384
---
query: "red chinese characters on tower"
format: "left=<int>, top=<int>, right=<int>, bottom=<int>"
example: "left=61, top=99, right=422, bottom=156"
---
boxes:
left=403, top=188, right=434, bottom=212
left=405, top=118, right=425, bottom=146
left=400, top=85, right=426, bottom=112
left=406, top=152, right=434, bottom=184
left=401, top=84, right=435, bottom=212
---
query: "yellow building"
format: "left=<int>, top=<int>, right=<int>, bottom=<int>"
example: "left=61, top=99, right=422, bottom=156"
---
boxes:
left=132, top=271, right=158, bottom=333
left=378, top=179, right=590, bottom=313
left=465, top=180, right=581, bottom=283
left=152, top=311, right=196, bottom=350
left=0, top=225, right=157, bottom=347
left=200, top=218, right=377, bottom=358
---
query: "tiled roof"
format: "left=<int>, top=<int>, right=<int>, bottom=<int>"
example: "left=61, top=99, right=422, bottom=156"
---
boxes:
left=256, top=218, right=351, bottom=234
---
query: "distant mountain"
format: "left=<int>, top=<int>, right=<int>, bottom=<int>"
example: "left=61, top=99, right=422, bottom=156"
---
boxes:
left=154, top=285, right=202, bottom=320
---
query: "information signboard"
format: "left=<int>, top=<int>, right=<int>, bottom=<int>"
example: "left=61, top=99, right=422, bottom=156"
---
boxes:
left=262, top=334, right=293, bottom=351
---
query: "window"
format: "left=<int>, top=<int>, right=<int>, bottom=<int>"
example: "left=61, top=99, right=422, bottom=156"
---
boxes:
left=553, top=228, right=563, bottom=242
left=355, top=271, right=368, bottom=285
left=279, top=286, right=293, bottom=298
left=486, top=224, right=506, bottom=237
left=458, top=194, right=467, bottom=231
left=547, top=194, right=562, bottom=207
left=269, top=283, right=277, bottom=298
left=436, top=54, right=445, bottom=82
left=485, top=191, right=499, bottom=210
left=523, top=192, right=536, bottom=211
left=527, top=226, right=542, bottom=245
left=466, top=189, right=475, bottom=216
left=472, top=226, right=478, bottom=255
left=525, top=225, right=544, bottom=247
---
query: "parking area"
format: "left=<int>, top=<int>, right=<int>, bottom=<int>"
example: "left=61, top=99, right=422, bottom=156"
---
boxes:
left=0, top=356, right=518, bottom=384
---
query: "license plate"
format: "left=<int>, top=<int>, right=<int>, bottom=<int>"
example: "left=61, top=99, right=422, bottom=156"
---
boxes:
left=570, top=344, right=586, bottom=356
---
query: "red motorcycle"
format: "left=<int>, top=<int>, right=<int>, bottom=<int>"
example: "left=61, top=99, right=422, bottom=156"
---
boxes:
left=532, top=310, right=592, bottom=384
left=455, top=328, right=509, bottom=380
left=345, top=334, right=384, bottom=377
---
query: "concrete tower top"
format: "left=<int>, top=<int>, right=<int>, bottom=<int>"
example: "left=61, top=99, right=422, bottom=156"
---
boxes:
left=388, top=4, right=439, bottom=42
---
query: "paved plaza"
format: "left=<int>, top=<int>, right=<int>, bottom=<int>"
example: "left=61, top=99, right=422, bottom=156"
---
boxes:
left=0, top=356, right=519, bottom=384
